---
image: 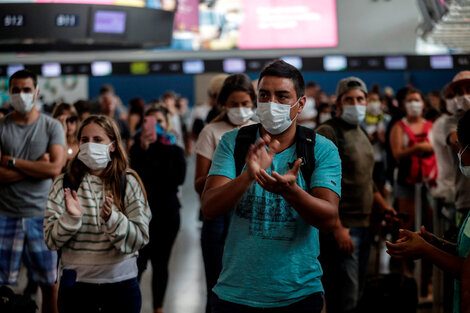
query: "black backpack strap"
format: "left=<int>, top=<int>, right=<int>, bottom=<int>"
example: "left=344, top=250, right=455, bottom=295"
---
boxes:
left=295, top=125, right=316, bottom=187
left=234, top=123, right=261, bottom=176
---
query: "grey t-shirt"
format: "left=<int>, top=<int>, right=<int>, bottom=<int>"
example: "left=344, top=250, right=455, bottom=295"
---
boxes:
left=0, top=113, right=65, bottom=217
left=444, top=115, right=470, bottom=210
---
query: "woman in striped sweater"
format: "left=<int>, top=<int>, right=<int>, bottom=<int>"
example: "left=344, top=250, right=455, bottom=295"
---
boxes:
left=44, top=115, right=151, bottom=313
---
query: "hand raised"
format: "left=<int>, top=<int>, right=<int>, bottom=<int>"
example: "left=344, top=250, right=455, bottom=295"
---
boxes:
left=64, top=188, right=83, bottom=217
left=256, top=158, right=301, bottom=195
left=245, top=135, right=280, bottom=179
left=101, top=194, right=114, bottom=222
left=385, top=229, right=427, bottom=259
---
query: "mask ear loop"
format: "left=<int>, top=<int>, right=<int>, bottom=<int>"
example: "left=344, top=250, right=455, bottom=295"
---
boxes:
left=290, top=97, right=302, bottom=122
left=458, top=144, right=469, bottom=168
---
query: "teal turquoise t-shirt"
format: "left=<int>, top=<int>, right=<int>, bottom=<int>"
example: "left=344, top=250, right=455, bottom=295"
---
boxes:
left=455, top=211, right=470, bottom=313
left=208, top=128, right=341, bottom=308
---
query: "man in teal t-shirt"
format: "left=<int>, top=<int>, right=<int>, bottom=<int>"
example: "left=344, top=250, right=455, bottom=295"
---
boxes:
left=201, top=60, right=341, bottom=312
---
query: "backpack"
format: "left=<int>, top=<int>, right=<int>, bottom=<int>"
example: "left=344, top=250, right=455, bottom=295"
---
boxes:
left=396, top=120, right=438, bottom=186
left=234, top=123, right=316, bottom=186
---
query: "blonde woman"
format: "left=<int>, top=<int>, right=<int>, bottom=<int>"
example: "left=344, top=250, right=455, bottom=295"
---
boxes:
left=44, top=115, right=151, bottom=313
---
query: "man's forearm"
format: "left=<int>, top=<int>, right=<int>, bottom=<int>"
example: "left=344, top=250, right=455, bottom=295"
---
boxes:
left=0, top=166, right=25, bottom=183
left=201, top=171, right=255, bottom=219
left=423, top=243, right=464, bottom=278
left=282, top=185, right=338, bottom=232
left=15, top=159, right=62, bottom=179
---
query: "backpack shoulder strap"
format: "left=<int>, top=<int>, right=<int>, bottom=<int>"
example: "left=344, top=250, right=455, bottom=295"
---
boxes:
left=234, top=124, right=260, bottom=176
left=422, top=120, right=432, bottom=134
left=295, top=125, right=316, bottom=186
left=397, top=120, right=417, bottom=142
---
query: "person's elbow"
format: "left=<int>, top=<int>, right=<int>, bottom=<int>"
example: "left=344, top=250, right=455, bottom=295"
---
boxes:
left=318, top=206, right=339, bottom=233
left=200, top=191, right=219, bottom=220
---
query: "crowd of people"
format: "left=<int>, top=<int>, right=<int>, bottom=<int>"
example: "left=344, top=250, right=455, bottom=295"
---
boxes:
left=0, top=63, right=469, bottom=313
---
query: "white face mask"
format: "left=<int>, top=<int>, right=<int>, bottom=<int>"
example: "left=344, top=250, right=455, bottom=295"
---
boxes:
left=256, top=99, right=299, bottom=135
left=367, top=101, right=382, bottom=116
left=405, top=100, right=423, bottom=117
left=455, top=95, right=470, bottom=113
left=227, top=107, right=254, bottom=126
left=446, top=98, right=458, bottom=115
left=318, top=112, right=332, bottom=124
left=78, top=142, right=113, bottom=170
left=341, top=105, right=366, bottom=125
left=458, top=145, right=470, bottom=178
left=10, top=90, right=37, bottom=114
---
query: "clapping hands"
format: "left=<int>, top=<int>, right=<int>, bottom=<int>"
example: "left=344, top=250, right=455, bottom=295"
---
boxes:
left=245, top=135, right=301, bottom=195
left=64, top=188, right=83, bottom=217
left=101, top=194, right=114, bottom=222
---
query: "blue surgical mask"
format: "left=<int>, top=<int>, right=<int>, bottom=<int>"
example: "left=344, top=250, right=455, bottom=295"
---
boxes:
left=341, top=105, right=366, bottom=125
left=458, top=144, right=470, bottom=178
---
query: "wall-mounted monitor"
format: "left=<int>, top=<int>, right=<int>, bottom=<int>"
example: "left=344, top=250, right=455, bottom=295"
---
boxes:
left=91, top=61, right=112, bottom=76
left=323, top=56, right=347, bottom=71
left=182, top=60, right=204, bottom=74
left=223, top=59, right=246, bottom=73
left=430, top=55, right=453, bottom=69
left=7, top=64, right=24, bottom=77
left=41, top=62, right=62, bottom=77
left=385, top=56, right=407, bottom=70
left=93, top=10, right=126, bottom=34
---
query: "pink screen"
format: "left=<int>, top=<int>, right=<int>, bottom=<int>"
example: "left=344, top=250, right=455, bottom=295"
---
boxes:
left=35, top=1, right=114, bottom=4
left=238, top=0, right=337, bottom=49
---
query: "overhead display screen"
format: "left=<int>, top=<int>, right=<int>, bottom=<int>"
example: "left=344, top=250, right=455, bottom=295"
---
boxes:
left=171, top=0, right=338, bottom=51
left=93, top=10, right=126, bottom=34
left=1, top=0, right=337, bottom=52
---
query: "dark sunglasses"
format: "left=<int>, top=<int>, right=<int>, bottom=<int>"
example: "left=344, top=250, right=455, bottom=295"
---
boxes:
left=66, top=116, right=78, bottom=123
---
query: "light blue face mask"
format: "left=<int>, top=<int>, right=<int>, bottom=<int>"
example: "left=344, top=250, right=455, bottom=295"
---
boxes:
left=341, top=105, right=366, bottom=125
left=458, top=144, right=470, bottom=178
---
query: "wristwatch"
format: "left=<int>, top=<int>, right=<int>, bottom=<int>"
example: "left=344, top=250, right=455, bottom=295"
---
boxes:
left=7, top=157, right=16, bottom=169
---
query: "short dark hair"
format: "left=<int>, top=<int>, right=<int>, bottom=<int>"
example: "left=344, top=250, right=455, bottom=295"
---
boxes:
left=9, top=69, right=37, bottom=88
left=217, top=73, right=256, bottom=107
left=99, top=84, right=114, bottom=95
left=306, top=81, right=317, bottom=89
left=258, top=60, right=305, bottom=99
left=458, top=110, right=470, bottom=147
left=405, top=87, right=425, bottom=102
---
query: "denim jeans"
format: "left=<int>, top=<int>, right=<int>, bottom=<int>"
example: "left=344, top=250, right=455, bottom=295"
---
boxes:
left=319, top=227, right=371, bottom=313
left=211, top=292, right=323, bottom=313
left=58, top=277, right=141, bottom=313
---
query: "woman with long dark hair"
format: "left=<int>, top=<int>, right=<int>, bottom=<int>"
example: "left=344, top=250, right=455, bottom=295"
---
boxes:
left=194, top=73, right=256, bottom=312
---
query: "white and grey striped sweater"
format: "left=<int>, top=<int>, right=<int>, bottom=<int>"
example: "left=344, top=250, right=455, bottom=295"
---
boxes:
left=44, top=172, right=151, bottom=266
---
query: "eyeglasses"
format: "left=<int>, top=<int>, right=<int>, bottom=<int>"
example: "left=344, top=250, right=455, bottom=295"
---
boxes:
left=66, top=116, right=78, bottom=123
